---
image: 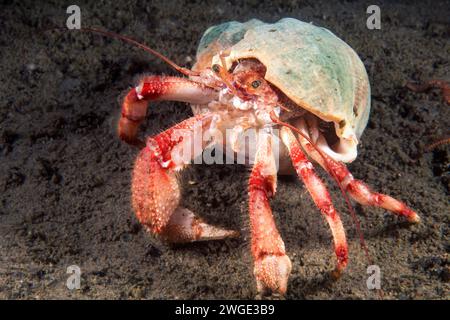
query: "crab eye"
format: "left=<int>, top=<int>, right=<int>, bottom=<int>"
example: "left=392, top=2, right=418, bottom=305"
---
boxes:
left=251, top=80, right=261, bottom=89
left=212, top=64, right=220, bottom=73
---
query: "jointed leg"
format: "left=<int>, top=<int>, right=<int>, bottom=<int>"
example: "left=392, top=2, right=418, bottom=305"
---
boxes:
left=406, top=79, right=450, bottom=105
left=119, top=76, right=217, bottom=147
left=296, top=119, right=420, bottom=223
left=280, top=127, right=348, bottom=275
left=132, top=114, right=238, bottom=243
left=248, top=131, right=292, bottom=295
left=407, top=79, right=449, bottom=153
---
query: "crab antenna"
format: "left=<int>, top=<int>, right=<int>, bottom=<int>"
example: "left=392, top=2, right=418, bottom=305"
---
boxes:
left=277, top=102, right=292, bottom=112
left=81, top=27, right=200, bottom=77
left=269, top=111, right=373, bottom=266
left=214, top=52, right=240, bottom=96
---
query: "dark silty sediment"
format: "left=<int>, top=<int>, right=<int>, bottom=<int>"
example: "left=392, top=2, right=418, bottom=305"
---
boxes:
left=0, top=0, right=448, bottom=299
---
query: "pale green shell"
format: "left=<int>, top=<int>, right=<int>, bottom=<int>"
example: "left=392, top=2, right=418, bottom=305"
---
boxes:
left=194, top=18, right=371, bottom=145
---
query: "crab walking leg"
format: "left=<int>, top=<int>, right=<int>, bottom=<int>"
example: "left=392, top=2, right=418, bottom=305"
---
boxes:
left=248, top=131, right=292, bottom=295
left=119, top=76, right=217, bottom=147
left=296, top=119, right=420, bottom=223
left=132, top=114, right=238, bottom=243
left=406, top=79, right=450, bottom=105
left=280, top=127, right=348, bottom=274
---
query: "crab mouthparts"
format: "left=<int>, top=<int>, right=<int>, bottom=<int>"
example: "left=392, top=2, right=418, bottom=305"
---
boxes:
left=219, top=88, right=280, bottom=127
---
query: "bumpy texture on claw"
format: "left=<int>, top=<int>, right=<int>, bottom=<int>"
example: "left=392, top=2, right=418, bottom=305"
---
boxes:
left=248, top=131, right=292, bottom=295
left=132, top=115, right=238, bottom=243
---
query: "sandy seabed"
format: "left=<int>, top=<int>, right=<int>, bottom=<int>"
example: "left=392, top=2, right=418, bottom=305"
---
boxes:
left=0, top=0, right=448, bottom=299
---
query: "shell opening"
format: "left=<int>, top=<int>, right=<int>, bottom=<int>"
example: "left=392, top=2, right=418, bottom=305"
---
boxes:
left=292, top=113, right=357, bottom=163
left=272, top=84, right=358, bottom=163
left=213, top=57, right=359, bottom=163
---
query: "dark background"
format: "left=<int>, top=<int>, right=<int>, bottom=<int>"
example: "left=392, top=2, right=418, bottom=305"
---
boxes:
left=0, top=0, right=448, bottom=299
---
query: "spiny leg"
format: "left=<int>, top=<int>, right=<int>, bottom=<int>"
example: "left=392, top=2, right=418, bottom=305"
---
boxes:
left=132, top=114, right=238, bottom=243
left=406, top=80, right=449, bottom=153
left=406, top=79, right=450, bottom=105
left=296, top=119, right=420, bottom=223
left=280, top=127, right=348, bottom=275
left=119, top=76, right=217, bottom=147
left=248, top=130, right=292, bottom=295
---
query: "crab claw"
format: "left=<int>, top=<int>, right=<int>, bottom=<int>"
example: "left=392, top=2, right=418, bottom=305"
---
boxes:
left=162, top=207, right=239, bottom=243
left=132, top=115, right=239, bottom=244
left=254, top=254, right=292, bottom=295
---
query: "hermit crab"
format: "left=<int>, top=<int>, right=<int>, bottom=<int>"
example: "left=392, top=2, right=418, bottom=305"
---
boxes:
left=90, top=18, right=420, bottom=295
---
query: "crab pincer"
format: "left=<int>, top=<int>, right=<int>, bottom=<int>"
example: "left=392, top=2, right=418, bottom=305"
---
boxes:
left=132, top=115, right=239, bottom=243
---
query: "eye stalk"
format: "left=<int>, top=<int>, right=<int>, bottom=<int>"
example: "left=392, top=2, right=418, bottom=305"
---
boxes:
left=211, top=63, right=241, bottom=97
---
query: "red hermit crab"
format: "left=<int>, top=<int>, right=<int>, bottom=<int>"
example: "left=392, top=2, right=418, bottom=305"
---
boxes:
left=91, top=18, right=420, bottom=295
